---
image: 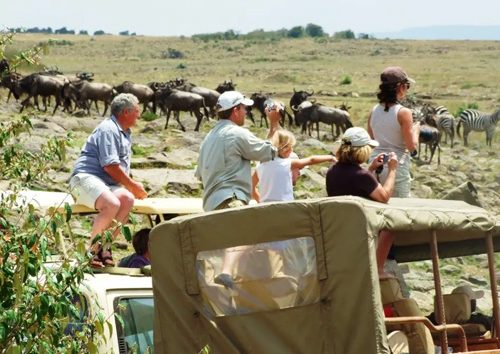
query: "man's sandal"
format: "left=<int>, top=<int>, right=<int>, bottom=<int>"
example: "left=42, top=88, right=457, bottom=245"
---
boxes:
left=99, top=247, right=115, bottom=267
left=90, top=248, right=104, bottom=268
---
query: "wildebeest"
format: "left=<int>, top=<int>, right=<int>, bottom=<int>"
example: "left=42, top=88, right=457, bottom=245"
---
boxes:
left=249, top=92, right=293, bottom=128
left=215, top=80, right=236, bottom=94
left=154, top=86, right=209, bottom=131
left=114, top=81, right=155, bottom=113
left=64, top=80, right=116, bottom=116
left=294, top=102, right=353, bottom=139
left=1, top=72, right=22, bottom=102
left=0, top=58, right=10, bottom=75
left=289, top=88, right=314, bottom=110
left=418, top=123, right=441, bottom=164
left=175, top=82, right=220, bottom=118
left=18, top=73, right=67, bottom=115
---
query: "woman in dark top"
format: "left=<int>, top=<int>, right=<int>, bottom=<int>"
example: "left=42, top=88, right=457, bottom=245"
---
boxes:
left=326, top=127, right=398, bottom=277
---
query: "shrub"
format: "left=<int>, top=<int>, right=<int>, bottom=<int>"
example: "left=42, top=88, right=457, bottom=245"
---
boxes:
left=456, top=102, right=479, bottom=117
left=0, top=31, right=107, bottom=353
left=43, top=39, right=74, bottom=46
left=340, top=75, right=352, bottom=85
left=305, top=23, right=325, bottom=37
left=287, top=26, right=305, bottom=38
left=141, top=111, right=159, bottom=122
left=176, top=63, right=187, bottom=69
left=161, top=48, right=185, bottom=59
left=333, top=30, right=355, bottom=39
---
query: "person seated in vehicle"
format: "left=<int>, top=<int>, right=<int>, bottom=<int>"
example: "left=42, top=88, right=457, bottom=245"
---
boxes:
left=325, top=127, right=399, bottom=278
left=426, top=284, right=492, bottom=331
left=118, top=228, right=151, bottom=268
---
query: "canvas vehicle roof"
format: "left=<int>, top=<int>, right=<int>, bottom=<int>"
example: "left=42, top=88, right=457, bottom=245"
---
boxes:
left=150, top=196, right=496, bottom=354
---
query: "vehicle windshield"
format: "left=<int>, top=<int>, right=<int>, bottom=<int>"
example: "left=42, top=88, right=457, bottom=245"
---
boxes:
left=115, top=296, right=154, bottom=354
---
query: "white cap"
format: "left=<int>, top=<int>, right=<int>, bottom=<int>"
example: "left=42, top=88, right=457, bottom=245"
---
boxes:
left=216, top=91, right=254, bottom=111
left=452, top=285, right=484, bottom=300
left=341, top=127, right=379, bottom=147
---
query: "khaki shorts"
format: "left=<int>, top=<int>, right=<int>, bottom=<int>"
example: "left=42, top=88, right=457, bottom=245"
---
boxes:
left=69, top=173, right=124, bottom=209
left=215, top=198, right=247, bottom=210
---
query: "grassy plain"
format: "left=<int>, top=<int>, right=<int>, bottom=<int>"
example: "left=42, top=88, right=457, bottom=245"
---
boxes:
left=6, top=34, right=500, bottom=126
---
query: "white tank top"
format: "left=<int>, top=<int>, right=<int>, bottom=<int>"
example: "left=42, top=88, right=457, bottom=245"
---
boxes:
left=256, top=157, right=294, bottom=202
left=370, top=103, right=407, bottom=155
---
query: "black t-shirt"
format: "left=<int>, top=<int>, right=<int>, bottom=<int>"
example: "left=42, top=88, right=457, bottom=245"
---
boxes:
left=326, top=162, right=379, bottom=199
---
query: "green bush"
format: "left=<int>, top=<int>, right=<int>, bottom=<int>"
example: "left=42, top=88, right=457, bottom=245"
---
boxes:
left=455, top=102, right=479, bottom=117
left=340, top=75, right=352, bottom=85
left=287, top=26, right=305, bottom=38
left=161, top=47, right=185, bottom=59
left=333, top=30, right=355, bottom=39
left=1, top=31, right=106, bottom=354
left=141, top=111, right=159, bottom=122
left=305, top=23, right=325, bottom=37
left=45, top=39, right=74, bottom=46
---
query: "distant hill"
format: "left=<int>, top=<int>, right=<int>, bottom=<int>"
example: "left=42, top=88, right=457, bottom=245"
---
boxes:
left=374, top=25, right=500, bottom=40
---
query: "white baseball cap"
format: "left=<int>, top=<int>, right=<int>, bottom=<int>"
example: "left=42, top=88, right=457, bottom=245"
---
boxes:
left=342, top=127, right=379, bottom=147
left=452, top=285, right=484, bottom=300
left=216, top=91, right=254, bottom=111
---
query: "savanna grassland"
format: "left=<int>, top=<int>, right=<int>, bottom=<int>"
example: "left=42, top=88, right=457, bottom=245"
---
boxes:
left=1, top=34, right=499, bottom=313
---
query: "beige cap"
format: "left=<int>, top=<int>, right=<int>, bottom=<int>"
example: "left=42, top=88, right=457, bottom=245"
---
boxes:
left=341, top=127, right=379, bottom=147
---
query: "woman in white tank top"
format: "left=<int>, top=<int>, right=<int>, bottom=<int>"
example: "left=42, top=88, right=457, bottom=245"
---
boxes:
left=367, top=66, right=420, bottom=279
left=367, top=66, right=420, bottom=198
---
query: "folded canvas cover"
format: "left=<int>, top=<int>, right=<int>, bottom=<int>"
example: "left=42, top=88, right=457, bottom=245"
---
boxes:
left=150, top=196, right=495, bottom=354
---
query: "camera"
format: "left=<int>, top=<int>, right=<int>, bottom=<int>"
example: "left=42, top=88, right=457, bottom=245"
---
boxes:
left=375, top=154, right=389, bottom=174
left=264, top=99, right=276, bottom=111
left=264, top=99, right=282, bottom=112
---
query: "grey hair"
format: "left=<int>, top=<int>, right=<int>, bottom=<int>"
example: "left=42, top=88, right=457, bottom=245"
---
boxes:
left=111, top=93, right=139, bottom=117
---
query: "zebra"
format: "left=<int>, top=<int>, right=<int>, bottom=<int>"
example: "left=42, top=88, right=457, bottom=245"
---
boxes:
left=433, top=105, right=455, bottom=148
left=457, top=109, right=500, bottom=147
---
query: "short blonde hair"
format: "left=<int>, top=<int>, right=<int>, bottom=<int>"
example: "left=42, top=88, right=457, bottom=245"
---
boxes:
left=271, top=130, right=296, bottom=152
left=336, top=143, right=372, bottom=164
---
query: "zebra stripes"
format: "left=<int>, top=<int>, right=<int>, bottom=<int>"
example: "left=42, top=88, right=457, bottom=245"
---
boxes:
left=433, top=106, right=455, bottom=147
left=457, top=109, right=500, bottom=146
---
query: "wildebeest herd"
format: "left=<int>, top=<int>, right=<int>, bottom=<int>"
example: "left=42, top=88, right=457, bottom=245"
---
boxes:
left=0, top=62, right=356, bottom=137
left=0, top=59, right=498, bottom=165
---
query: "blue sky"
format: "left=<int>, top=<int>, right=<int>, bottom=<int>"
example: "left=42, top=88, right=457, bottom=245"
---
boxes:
left=1, top=0, right=499, bottom=36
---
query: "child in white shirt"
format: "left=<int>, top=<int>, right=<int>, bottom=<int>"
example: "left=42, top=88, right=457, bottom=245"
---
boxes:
left=252, top=130, right=336, bottom=203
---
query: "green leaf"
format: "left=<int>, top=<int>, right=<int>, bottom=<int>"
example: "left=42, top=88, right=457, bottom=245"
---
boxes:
left=87, top=341, right=98, bottom=354
left=122, top=225, right=132, bottom=242
left=50, top=220, right=57, bottom=235
left=0, top=322, right=6, bottom=342
left=94, top=319, right=104, bottom=335
left=107, top=321, right=114, bottom=337
left=114, top=312, right=124, bottom=329
left=64, top=203, right=72, bottom=222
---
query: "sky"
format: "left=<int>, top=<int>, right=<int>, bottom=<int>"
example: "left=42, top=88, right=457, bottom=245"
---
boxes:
left=1, top=0, right=499, bottom=37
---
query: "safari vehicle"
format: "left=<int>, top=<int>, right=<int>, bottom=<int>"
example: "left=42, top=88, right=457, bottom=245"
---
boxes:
left=150, top=196, right=500, bottom=354
left=44, top=260, right=155, bottom=354
left=9, top=189, right=203, bottom=353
